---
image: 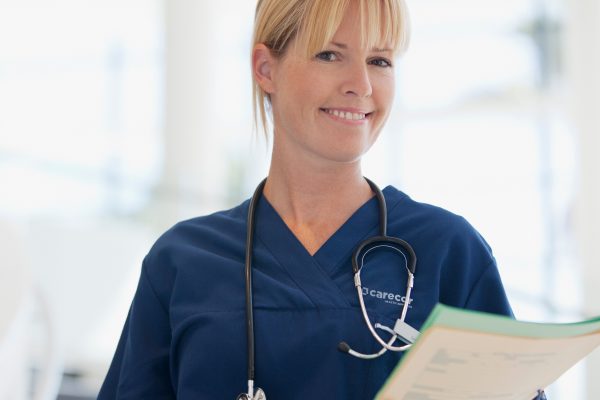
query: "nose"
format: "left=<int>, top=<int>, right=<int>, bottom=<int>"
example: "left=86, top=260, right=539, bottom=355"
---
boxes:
left=341, top=62, right=373, bottom=98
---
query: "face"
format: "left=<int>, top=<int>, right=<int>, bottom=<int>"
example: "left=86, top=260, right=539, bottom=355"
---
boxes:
left=265, top=2, right=396, bottom=165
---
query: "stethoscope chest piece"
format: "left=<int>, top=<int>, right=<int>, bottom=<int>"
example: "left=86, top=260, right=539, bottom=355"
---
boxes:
left=237, top=388, right=266, bottom=400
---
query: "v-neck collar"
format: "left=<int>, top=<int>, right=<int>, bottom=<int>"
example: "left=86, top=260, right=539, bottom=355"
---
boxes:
left=312, top=186, right=404, bottom=274
left=253, top=186, right=405, bottom=308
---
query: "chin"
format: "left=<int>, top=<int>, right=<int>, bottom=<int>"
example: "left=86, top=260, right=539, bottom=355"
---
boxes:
left=314, top=145, right=371, bottom=164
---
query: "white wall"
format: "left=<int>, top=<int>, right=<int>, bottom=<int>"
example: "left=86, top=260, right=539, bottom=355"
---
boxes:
left=566, top=1, right=600, bottom=398
left=159, top=0, right=263, bottom=226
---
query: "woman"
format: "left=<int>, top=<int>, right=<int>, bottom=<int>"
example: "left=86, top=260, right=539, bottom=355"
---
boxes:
left=98, top=0, right=546, bottom=398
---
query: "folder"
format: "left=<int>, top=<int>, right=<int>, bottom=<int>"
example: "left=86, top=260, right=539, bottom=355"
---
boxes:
left=376, top=304, right=600, bottom=400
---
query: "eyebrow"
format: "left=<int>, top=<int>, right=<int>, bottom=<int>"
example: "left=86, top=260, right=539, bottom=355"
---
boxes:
left=331, top=42, right=348, bottom=49
left=331, top=42, right=393, bottom=53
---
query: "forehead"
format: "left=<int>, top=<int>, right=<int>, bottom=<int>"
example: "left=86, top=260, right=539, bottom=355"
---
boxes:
left=330, top=4, right=393, bottom=50
left=294, top=0, right=402, bottom=57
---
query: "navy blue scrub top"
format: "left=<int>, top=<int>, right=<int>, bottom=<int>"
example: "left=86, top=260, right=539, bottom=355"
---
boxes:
left=98, top=186, right=543, bottom=399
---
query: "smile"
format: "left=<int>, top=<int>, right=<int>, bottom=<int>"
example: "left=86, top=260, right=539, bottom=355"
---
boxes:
left=320, top=108, right=371, bottom=122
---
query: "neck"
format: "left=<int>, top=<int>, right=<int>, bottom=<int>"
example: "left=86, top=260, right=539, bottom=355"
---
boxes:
left=262, top=138, right=374, bottom=254
left=264, top=166, right=370, bottom=215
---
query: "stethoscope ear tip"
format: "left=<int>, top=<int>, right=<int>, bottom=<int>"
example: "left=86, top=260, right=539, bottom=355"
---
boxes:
left=338, top=341, right=351, bottom=353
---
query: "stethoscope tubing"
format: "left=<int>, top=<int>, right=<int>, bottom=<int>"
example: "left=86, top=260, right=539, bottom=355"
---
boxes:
left=241, top=177, right=417, bottom=397
left=244, top=178, right=267, bottom=394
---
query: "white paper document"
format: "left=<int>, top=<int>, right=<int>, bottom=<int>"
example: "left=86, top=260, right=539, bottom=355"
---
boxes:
left=376, top=304, right=600, bottom=400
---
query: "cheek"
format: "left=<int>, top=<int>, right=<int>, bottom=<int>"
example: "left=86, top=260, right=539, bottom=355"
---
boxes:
left=280, top=72, right=315, bottom=112
left=374, top=80, right=395, bottom=122
left=294, top=68, right=327, bottom=100
left=377, top=74, right=395, bottom=105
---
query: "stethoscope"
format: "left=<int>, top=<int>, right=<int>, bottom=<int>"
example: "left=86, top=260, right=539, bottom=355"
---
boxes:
left=237, top=178, right=419, bottom=400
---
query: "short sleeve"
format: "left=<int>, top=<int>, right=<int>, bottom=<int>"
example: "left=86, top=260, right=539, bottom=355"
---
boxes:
left=463, top=259, right=513, bottom=317
left=97, top=260, right=175, bottom=399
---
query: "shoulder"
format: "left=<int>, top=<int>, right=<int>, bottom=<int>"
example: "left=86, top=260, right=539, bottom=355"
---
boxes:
left=383, top=187, right=511, bottom=312
left=143, top=199, right=250, bottom=279
left=384, top=186, right=495, bottom=280
left=384, top=186, right=489, bottom=252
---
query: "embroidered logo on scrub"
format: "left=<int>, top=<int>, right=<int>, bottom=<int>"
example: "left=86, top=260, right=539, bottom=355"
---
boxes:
left=362, top=286, right=414, bottom=308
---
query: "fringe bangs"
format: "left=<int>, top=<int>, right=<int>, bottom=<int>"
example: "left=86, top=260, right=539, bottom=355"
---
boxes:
left=297, top=0, right=410, bottom=58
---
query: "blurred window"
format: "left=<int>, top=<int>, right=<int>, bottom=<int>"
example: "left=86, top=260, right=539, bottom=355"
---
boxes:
left=364, top=0, right=580, bottom=397
left=0, top=0, right=163, bottom=218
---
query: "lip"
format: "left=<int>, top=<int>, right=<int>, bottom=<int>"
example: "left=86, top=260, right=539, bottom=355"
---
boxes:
left=319, top=107, right=373, bottom=125
left=321, top=107, right=372, bottom=114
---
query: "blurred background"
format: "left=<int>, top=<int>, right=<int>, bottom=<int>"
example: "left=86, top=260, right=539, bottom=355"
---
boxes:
left=0, top=0, right=598, bottom=399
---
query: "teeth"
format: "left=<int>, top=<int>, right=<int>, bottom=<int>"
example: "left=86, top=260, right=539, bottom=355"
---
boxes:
left=324, top=109, right=367, bottom=120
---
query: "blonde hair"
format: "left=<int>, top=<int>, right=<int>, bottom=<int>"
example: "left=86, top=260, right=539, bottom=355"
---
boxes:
left=251, top=0, right=411, bottom=137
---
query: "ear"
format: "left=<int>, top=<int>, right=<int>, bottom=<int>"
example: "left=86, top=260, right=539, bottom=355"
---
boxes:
left=252, top=43, right=276, bottom=94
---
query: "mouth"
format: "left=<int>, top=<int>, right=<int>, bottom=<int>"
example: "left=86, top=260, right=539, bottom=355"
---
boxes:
left=319, top=108, right=373, bottom=122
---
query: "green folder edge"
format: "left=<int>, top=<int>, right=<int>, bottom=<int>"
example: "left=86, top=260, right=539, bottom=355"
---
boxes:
left=377, top=303, right=600, bottom=396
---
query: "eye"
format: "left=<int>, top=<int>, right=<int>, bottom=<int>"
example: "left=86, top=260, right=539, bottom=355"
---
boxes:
left=315, top=51, right=339, bottom=62
left=369, top=58, right=393, bottom=68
